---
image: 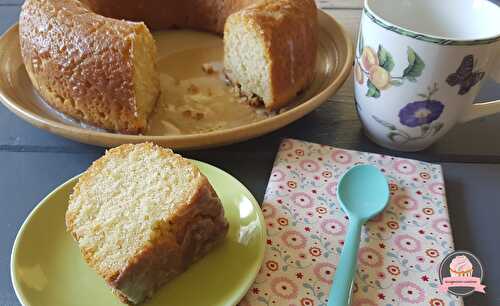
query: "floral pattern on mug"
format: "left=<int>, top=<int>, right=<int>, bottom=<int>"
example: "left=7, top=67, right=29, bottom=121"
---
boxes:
left=372, top=83, right=446, bottom=143
left=355, top=27, right=426, bottom=98
left=240, top=139, right=461, bottom=306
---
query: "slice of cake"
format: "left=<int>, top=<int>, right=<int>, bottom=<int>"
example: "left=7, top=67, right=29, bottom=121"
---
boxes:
left=223, top=0, right=318, bottom=110
left=65, top=143, right=228, bottom=304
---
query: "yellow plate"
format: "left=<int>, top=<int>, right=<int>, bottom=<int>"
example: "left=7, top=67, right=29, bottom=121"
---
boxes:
left=0, top=10, right=353, bottom=149
left=11, top=160, right=266, bottom=306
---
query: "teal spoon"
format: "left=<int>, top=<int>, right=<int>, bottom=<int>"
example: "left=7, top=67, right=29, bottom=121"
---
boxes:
left=327, top=164, right=390, bottom=306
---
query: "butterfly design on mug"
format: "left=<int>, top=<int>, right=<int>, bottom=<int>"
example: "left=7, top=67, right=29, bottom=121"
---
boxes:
left=446, top=54, right=485, bottom=95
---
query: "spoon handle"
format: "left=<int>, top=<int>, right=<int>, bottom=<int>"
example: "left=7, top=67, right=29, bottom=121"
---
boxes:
left=327, top=217, right=363, bottom=306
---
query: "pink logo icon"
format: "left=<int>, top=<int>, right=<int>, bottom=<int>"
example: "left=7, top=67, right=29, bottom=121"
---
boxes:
left=438, top=251, right=486, bottom=296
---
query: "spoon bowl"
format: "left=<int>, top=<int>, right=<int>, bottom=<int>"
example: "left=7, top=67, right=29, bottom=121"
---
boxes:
left=337, top=164, right=390, bottom=220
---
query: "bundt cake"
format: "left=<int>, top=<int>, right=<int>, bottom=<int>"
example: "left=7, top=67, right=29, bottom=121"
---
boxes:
left=19, top=0, right=317, bottom=134
left=66, top=143, right=229, bottom=304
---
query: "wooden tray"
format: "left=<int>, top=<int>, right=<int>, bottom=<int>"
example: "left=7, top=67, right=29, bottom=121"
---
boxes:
left=0, top=10, right=353, bottom=149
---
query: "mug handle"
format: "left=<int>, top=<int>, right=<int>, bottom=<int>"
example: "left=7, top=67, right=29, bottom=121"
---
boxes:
left=459, top=46, right=500, bottom=123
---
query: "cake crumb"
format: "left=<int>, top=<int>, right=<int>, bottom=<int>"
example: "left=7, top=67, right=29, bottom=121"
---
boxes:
left=229, top=82, right=264, bottom=107
left=202, top=62, right=224, bottom=75
left=182, top=110, right=204, bottom=120
left=187, top=84, right=199, bottom=94
left=247, top=95, right=263, bottom=107
left=202, top=63, right=215, bottom=75
left=194, top=112, right=204, bottom=120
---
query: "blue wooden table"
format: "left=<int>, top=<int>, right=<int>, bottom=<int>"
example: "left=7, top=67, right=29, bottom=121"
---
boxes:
left=1, top=1, right=499, bottom=305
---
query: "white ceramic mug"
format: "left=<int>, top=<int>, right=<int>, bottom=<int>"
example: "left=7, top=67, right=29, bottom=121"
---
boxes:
left=354, top=0, right=500, bottom=151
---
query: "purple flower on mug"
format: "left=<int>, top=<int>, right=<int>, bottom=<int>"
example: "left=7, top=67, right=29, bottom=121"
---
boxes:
left=372, top=83, right=446, bottom=145
left=398, top=100, right=444, bottom=127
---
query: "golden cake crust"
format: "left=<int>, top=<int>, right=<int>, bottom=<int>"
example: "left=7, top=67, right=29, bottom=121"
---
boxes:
left=19, top=0, right=160, bottom=133
left=84, top=0, right=257, bottom=34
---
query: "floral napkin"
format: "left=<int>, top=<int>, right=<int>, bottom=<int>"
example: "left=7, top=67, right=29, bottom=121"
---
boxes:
left=240, top=138, right=463, bottom=306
